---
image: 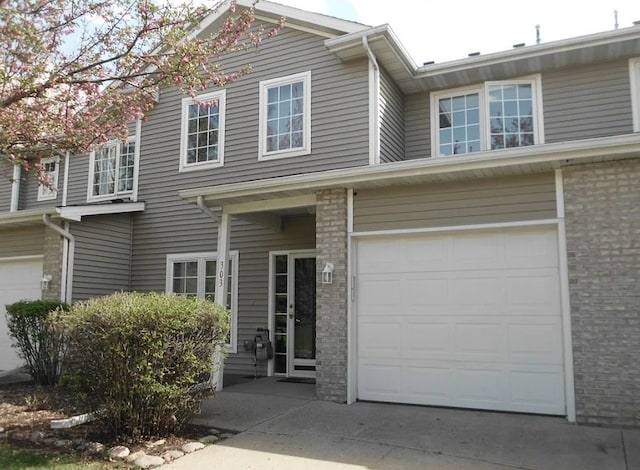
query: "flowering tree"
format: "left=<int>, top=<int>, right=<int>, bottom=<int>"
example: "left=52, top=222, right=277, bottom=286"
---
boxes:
left=0, top=0, right=282, bottom=182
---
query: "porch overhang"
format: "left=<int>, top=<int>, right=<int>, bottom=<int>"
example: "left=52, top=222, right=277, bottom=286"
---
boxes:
left=179, top=133, right=640, bottom=209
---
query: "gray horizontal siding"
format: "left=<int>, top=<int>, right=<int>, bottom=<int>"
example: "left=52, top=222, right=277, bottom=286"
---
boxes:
left=403, top=60, right=634, bottom=160
left=353, top=173, right=557, bottom=232
left=379, top=66, right=405, bottom=162
left=64, top=153, right=90, bottom=207
left=0, top=160, right=14, bottom=213
left=543, top=60, right=633, bottom=143
left=71, top=214, right=132, bottom=302
left=404, top=93, right=430, bottom=160
left=0, top=226, right=44, bottom=257
left=130, top=212, right=315, bottom=376
left=137, top=25, right=369, bottom=200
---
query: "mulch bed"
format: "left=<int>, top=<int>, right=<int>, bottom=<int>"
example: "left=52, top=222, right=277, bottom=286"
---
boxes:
left=0, top=381, right=224, bottom=466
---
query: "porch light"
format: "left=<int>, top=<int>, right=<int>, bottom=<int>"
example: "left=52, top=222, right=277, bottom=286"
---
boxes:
left=321, top=262, right=334, bottom=284
left=40, top=274, right=53, bottom=290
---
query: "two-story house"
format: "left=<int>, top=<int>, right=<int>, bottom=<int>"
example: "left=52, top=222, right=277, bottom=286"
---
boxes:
left=1, top=0, right=638, bottom=427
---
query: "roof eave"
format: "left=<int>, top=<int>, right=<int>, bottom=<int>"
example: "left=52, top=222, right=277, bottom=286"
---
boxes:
left=180, top=134, right=640, bottom=207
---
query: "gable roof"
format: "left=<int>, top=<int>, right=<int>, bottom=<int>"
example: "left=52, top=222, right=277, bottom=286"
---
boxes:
left=326, top=23, right=640, bottom=93
left=192, top=0, right=368, bottom=41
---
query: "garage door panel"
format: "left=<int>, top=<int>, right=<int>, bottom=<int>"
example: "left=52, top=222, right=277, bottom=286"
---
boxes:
left=505, top=230, right=558, bottom=268
left=358, top=276, right=401, bottom=311
left=404, top=237, right=449, bottom=268
left=455, top=323, right=502, bottom=357
left=508, top=322, right=563, bottom=364
left=453, top=276, right=503, bottom=306
left=356, top=227, right=566, bottom=415
left=358, top=364, right=403, bottom=397
left=405, top=278, right=449, bottom=305
left=451, top=234, right=502, bottom=270
left=405, top=366, right=453, bottom=400
left=506, top=272, right=560, bottom=311
left=405, top=322, right=451, bottom=353
left=509, top=370, right=565, bottom=414
left=359, top=321, right=402, bottom=356
left=457, top=369, right=503, bottom=405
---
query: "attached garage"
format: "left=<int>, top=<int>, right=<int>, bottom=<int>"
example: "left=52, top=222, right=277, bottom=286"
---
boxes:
left=0, top=257, right=43, bottom=371
left=355, top=226, right=566, bottom=415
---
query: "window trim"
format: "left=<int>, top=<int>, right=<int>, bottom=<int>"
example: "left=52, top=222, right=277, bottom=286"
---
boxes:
left=258, top=71, right=312, bottom=161
left=630, top=58, right=640, bottom=133
left=165, top=251, right=239, bottom=353
left=430, top=74, right=544, bottom=158
left=37, top=156, right=60, bottom=201
left=86, top=134, right=139, bottom=203
left=179, top=90, right=226, bottom=172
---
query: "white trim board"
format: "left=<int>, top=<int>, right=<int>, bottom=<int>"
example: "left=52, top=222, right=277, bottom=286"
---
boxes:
left=555, top=169, right=576, bottom=423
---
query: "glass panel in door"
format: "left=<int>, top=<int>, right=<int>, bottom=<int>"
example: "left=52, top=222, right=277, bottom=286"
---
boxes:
left=292, top=256, right=316, bottom=375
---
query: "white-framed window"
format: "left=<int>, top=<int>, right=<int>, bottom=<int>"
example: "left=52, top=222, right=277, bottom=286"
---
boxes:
left=259, top=71, right=311, bottom=160
left=87, top=137, right=138, bottom=202
left=430, top=75, right=544, bottom=157
left=165, top=251, right=239, bottom=353
left=37, top=157, right=59, bottom=201
left=179, top=90, right=226, bottom=172
left=630, top=58, right=640, bottom=133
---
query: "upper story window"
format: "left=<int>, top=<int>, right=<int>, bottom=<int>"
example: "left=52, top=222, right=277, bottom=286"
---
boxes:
left=431, top=75, right=544, bottom=157
left=630, top=58, right=640, bottom=132
left=37, top=157, right=59, bottom=201
left=259, top=71, right=311, bottom=160
left=166, top=251, right=238, bottom=353
left=180, top=90, right=226, bottom=172
left=87, top=137, right=138, bottom=202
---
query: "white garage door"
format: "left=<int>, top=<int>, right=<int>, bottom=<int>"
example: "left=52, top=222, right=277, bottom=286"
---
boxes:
left=356, top=227, right=565, bottom=415
left=0, top=257, right=43, bottom=371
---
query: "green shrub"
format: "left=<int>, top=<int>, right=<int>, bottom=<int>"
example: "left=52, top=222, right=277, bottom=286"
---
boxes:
left=5, top=300, right=70, bottom=386
left=62, top=291, right=230, bottom=439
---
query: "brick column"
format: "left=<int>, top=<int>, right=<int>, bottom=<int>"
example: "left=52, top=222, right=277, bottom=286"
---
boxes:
left=315, top=189, right=348, bottom=402
left=42, top=224, right=65, bottom=302
left=563, top=160, right=640, bottom=426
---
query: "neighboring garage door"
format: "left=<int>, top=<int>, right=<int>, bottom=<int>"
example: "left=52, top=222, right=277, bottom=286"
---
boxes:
left=0, top=257, right=43, bottom=371
left=356, top=226, right=565, bottom=415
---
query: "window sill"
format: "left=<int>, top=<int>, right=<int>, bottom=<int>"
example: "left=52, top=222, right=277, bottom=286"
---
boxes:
left=258, top=147, right=311, bottom=161
left=179, top=160, right=224, bottom=173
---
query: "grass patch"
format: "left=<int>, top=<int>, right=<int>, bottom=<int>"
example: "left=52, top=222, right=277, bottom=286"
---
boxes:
left=0, top=444, right=112, bottom=469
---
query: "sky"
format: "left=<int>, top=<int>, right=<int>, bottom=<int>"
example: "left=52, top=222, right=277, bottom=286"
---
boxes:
left=271, top=0, right=640, bottom=64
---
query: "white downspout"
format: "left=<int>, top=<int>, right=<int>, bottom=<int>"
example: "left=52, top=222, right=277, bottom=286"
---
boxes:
left=10, top=164, right=21, bottom=212
left=363, top=36, right=380, bottom=165
left=196, top=195, right=220, bottom=222
left=43, top=214, right=75, bottom=303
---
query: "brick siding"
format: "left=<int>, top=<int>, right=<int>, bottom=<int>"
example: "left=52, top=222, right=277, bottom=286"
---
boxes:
left=563, top=159, right=640, bottom=426
left=42, top=224, right=64, bottom=302
left=315, top=189, right=349, bottom=402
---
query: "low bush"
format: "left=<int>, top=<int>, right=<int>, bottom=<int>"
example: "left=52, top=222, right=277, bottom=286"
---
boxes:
left=61, top=291, right=230, bottom=439
left=5, top=300, right=70, bottom=386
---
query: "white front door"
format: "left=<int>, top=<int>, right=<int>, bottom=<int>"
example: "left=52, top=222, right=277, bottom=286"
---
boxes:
left=355, top=227, right=565, bottom=415
left=0, top=257, right=44, bottom=371
left=272, top=251, right=316, bottom=378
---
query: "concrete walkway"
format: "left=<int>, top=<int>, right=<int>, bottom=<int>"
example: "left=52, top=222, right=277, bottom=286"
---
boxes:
left=168, top=378, right=640, bottom=470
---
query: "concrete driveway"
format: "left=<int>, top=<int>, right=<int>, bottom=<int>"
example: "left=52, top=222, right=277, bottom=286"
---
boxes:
left=166, top=377, right=640, bottom=470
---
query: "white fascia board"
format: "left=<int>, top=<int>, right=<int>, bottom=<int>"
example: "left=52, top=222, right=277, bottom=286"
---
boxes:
left=194, top=0, right=366, bottom=44
left=0, top=208, right=57, bottom=227
left=325, top=24, right=417, bottom=73
left=57, top=202, right=145, bottom=222
left=416, top=25, right=640, bottom=77
left=180, top=134, right=640, bottom=204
